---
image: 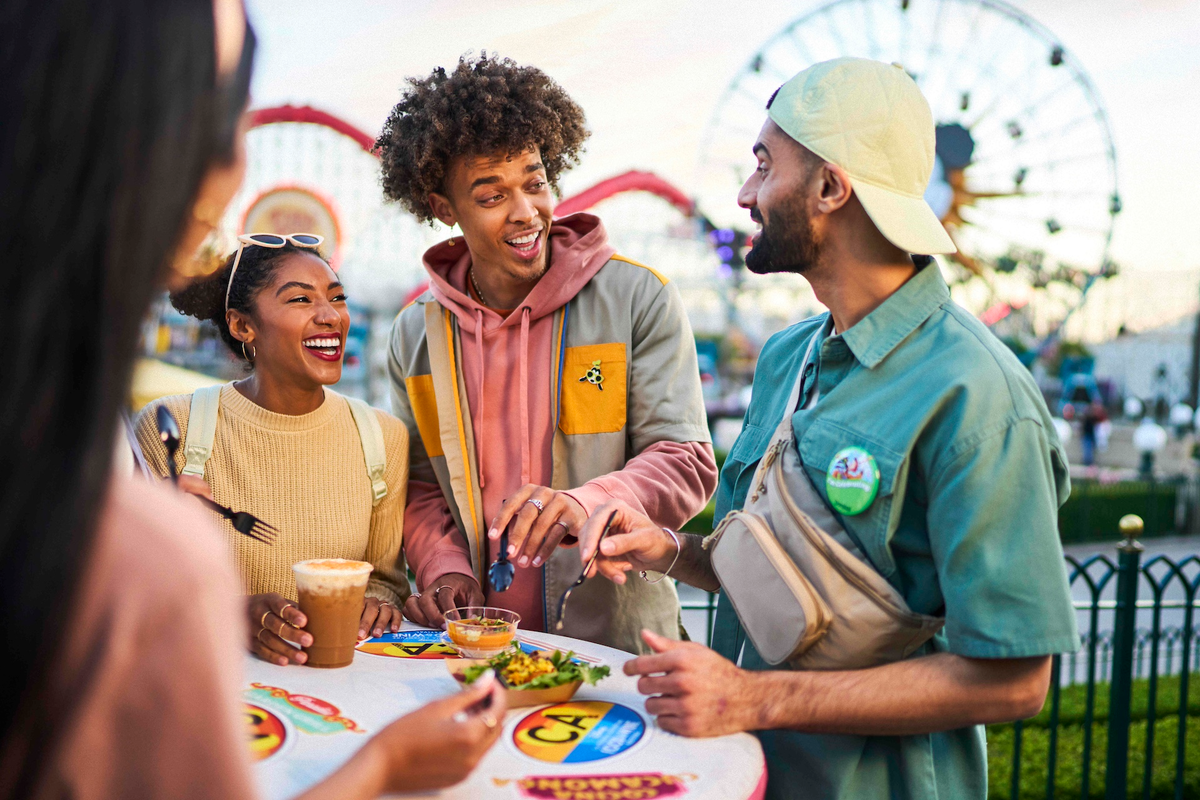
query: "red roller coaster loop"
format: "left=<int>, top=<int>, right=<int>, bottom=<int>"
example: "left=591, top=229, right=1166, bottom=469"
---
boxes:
left=556, top=170, right=695, bottom=217
left=247, top=106, right=696, bottom=217
left=248, top=104, right=378, bottom=153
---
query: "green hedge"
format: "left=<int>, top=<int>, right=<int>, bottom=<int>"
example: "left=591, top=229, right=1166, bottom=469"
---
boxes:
left=987, top=675, right=1200, bottom=799
left=1058, top=480, right=1181, bottom=544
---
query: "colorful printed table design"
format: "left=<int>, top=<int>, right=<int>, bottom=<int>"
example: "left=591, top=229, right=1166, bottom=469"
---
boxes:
left=512, top=701, right=645, bottom=764
left=354, top=629, right=459, bottom=660
left=244, top=623, right=766, bottom=799
left=243, top=703, right=289, bottom=762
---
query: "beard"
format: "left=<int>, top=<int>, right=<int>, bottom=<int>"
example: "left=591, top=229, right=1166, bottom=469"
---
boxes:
left=744, top=194, right=822, bottom=275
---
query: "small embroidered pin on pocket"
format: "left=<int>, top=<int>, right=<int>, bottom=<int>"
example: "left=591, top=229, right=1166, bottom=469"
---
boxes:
left=579, top=359, right=605, bottom=391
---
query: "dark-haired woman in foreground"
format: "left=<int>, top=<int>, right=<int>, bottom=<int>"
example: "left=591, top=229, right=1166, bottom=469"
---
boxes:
left=137, top=238, right=410, bottom=663
left=0, top=2, right=502, bottom=798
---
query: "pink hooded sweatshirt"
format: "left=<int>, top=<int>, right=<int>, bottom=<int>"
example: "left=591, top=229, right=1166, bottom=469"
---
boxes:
left=403, top=214, right=717, bottom=631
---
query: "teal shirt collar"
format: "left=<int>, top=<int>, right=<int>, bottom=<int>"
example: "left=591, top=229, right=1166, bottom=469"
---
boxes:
left=839, top=261, right=950, bottom=369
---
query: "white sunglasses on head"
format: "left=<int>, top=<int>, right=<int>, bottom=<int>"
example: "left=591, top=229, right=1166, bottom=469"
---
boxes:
left=224, top=232, right=325, bottom=311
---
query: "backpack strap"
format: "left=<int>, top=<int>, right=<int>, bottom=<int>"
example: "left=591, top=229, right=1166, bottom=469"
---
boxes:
left=181, top=384, right=223, bottom=479
left=344, top=395, right=388, bottom=507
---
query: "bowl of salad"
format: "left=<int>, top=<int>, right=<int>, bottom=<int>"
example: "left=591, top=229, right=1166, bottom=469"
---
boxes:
left=447, top=648, right=611, bottom=707
left=444, top=607, right=520, bottom=658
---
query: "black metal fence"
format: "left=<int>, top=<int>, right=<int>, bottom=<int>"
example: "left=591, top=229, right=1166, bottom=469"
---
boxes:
left=677, top=515, right=1200, bottom=799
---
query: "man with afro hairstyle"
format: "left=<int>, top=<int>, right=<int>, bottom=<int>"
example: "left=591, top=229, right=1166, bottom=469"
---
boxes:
left=379, top=53, right=716, bottom=653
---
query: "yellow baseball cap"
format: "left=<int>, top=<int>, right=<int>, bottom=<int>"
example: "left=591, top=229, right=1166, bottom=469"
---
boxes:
left=767, top=57, right=956, bottom=256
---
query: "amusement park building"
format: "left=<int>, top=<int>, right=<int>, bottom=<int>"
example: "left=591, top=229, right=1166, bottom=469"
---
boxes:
left=1090, top=315, right=1196, bottom=408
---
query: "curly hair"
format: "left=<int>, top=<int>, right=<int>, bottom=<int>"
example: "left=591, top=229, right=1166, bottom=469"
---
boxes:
left=376, top=52, right=589, bottom=222
left=170, top=243, right=329, bottom=366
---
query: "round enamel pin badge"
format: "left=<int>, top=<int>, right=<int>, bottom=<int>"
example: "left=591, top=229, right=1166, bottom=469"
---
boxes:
left=825, top=447, right=880, bottom=516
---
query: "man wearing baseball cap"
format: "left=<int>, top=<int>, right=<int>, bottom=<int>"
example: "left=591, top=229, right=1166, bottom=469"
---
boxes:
left=576, top=58, right=1078, bottom=798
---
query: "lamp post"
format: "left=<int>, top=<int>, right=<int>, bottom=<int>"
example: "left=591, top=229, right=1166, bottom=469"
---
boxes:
left=1168, top=402, right=1194, bottom=438
left=1104, top=514, right=1144, bottom=800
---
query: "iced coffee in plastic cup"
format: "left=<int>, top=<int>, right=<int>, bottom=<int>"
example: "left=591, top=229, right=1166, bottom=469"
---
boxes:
left=292, top=559, right=373, bottom=668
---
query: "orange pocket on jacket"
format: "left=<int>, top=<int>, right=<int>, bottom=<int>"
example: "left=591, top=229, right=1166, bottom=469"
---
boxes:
left=560, top=343, right=627, bottom=435
left=405, top=374, right=444, bottom=458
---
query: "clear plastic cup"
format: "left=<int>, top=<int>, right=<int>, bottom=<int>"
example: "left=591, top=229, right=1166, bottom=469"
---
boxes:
left=445, top=607, right=520, bottom=658
left=292, top=559, right=373, bottom=668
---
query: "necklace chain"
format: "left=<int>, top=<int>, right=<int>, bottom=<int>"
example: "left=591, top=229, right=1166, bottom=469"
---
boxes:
left=469, top=268, right=491, bottom=307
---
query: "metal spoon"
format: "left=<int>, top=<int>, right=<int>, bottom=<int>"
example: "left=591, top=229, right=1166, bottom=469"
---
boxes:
left=488, top=525, right=515, bottom=592
left=155, top=405, right=181, bottom=485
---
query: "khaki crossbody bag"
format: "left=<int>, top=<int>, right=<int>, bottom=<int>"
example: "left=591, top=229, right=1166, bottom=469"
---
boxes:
left=707, top=335, right=943, bottom=669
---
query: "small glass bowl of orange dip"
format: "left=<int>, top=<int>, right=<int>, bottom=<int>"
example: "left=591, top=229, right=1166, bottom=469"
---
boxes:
left=445, top=607, right=521, bottom=658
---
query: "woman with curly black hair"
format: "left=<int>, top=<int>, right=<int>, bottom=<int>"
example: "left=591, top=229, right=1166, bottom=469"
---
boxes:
left=378, top=53, right=717, bottom=654
left=135, top=239, right=414, bottom=664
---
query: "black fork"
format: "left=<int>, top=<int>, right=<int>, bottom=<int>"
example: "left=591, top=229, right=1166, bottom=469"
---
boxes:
left=195, top=496, right=279, bottom=545
left=554, top=512, right=615, bottom=631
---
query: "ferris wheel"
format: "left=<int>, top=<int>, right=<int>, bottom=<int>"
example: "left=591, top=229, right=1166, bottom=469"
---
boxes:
left=697, top=0, right=1120, bottom=324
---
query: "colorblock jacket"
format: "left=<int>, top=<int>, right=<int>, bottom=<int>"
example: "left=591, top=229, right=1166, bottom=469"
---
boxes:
left=387, top=214, right=716, bottom=653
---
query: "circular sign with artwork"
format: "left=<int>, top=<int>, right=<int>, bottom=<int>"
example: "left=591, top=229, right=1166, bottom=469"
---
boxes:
left=241, top=185, right=341, bottom=267
left=244, top=702, right=290, bottom=762
left=513, top=701, right=646, bottom=764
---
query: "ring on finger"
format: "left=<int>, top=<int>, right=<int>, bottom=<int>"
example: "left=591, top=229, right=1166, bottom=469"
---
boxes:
left=553, top=520, right=570, bottom=533
left=525, top=498, right=544, bottom=514
left=434, top=585, right=453, bottom=599
left=480, top=713, right=498, bottom=729
left=256, top=628, right=270, bottom=645
left=260, top=610, right=271, bottom=629
left=277, top=618, right=289, bottom=638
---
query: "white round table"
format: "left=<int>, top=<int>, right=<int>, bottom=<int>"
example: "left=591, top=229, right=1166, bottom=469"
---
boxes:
left=244, top=623, right=766, bottom=799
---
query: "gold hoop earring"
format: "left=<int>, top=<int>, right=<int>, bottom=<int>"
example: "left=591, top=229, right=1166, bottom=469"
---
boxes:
left=242, top=342, right=256, bottom=363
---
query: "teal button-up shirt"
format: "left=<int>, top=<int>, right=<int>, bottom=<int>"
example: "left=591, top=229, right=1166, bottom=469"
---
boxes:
left=712, top=261, right=1079, bottom=800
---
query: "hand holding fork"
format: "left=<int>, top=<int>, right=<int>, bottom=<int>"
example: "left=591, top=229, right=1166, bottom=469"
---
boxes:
left=554, top=510, right=617, bottom=631
left=155, top=406, right=279, bottom=545
left=557, top=501, right=689, bottom=631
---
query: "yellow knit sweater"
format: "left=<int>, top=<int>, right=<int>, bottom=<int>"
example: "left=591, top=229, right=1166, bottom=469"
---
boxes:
left=135, top=384, right=409, bottom=605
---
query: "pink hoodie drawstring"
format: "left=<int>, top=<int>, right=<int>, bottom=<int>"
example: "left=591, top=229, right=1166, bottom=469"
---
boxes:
left=519, top=307, right=531, bottom=486
left=474, top=308, right=486, bottom=488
